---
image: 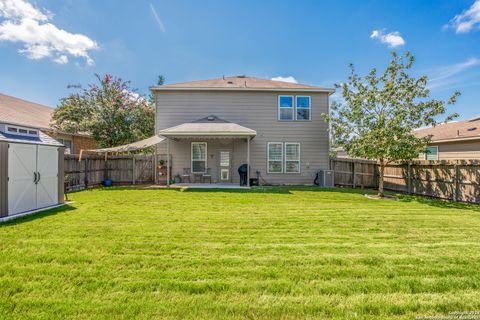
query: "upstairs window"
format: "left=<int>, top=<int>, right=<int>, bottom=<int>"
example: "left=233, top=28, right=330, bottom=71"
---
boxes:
left=278, top=96, right=294, bottom=120
left=278, top=95, right=311, bottom=121
left=296, top=96, right=311, bottom=120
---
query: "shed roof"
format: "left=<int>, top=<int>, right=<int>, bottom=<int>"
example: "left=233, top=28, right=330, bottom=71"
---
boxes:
left=158, top=115, right=257, bottom=137
left=0, top=131, right=63, bottom=146
left=414, top=117, right=480, bottom=143
left=151, top=76, right=335, bottom=93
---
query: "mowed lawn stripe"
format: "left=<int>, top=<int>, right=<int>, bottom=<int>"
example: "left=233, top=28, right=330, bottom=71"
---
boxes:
left=1, top=187, right=480, bottom=319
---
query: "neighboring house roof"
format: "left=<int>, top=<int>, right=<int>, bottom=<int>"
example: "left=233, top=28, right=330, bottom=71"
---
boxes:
left=414, top=117, right=480, bottom=143
left=158, top=115, right=257, bottom=137
left=151, top=75, right=335, bottom=93
left=0, top=92, right=53, bottom=129
left=0, top=130, right=63, bottom=146
left=0, top=92, right=90, bottom=137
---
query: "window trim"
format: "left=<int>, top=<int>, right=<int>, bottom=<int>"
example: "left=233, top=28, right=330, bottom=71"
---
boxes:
left=5, top=125, right=39, bottom=137
left=267, top=142, right=284, bottom=173
left=425, top=146, right=439, bottom=161
left=191, top=142, right=208, bottom=173
left=278, top=95, right=294, bottom=121
left=57, top=138, right=73, bottom=154
left=295, top=96, right=311, bottom=121
left=284, top=142, right=301, bottom=174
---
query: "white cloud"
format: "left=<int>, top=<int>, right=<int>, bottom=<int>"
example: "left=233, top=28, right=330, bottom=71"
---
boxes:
left=370, top=29, right=405, bottom=48
left=54, top=55, right=68, bottom=64
left=0, top=0, right=49, bottom=21
left=446, top=0, right=480, bottom=33
left=0, top=0, right=98, bottom=65
left=149, top=3, right=166, bottom=33
left=271, top=76, right=298, bottom=83
left=427, top=57, right=480, bottom=90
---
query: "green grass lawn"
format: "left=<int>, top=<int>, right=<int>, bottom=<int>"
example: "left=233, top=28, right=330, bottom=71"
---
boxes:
left=1, top=187, right=480, bottom=319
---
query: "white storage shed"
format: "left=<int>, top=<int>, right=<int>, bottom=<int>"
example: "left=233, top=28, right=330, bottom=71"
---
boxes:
left=0, top=122, right=65, bottom=220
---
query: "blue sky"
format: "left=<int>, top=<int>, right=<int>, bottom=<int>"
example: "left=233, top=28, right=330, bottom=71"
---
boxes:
left=0, top=0, right=479, bottom=120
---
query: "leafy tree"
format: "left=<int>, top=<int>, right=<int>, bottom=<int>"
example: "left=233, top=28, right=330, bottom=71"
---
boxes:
left=325, top=52, right=460, bottom=196
left=51, top=74, right=155, bottom=148
left=148, top=75, right=165, bottom=105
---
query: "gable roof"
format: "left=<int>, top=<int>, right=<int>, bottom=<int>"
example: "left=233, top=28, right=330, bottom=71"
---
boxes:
left=0, top=92, right=53, bottom=129
left=151, top=76, right=335, bottom=93
left=414, top=117, right=480, bottom=143
left=158, top=115, right=257, bottom=137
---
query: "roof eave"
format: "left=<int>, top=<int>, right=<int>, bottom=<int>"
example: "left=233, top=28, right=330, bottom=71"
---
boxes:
left=430, top=136, right=480, bottom=143
left=150, top=86, right=335, bottom=94
left=159, top=131, right=257, bottom=137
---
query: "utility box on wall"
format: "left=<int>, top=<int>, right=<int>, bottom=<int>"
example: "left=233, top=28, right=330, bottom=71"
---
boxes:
left=317, top=170, right=335, bottom=187
left=0, top=124, right=65, bottom=220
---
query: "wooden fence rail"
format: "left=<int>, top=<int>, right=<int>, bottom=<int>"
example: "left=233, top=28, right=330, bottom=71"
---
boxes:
left=64, top=154, right=155, bottom=191
left=330, top=157, right=480, bottom=204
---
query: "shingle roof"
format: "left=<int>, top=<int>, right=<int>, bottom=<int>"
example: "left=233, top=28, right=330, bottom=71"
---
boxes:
left=151, top=76, right=334, bottom=92
left=414, top=117, right=480, bottom=142
left=158, top=115, right=257, bottom=137
left=0, top=93, right=53, bottom=129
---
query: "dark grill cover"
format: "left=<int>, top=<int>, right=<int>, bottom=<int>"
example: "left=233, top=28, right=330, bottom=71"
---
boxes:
left=238, top=164, right=248, bottom=186
left=238, top=164, right=248, bottom=174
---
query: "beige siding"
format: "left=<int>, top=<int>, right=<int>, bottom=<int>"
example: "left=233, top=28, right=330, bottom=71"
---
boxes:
left=0, top=142, right=7, bottom=217
left=436, top=141, right=480, bottom=160
left=155, top=90, right=329, bottom=185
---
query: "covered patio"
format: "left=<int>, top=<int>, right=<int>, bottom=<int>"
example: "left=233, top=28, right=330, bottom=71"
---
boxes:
left=158, top=116, right=256, bottom=187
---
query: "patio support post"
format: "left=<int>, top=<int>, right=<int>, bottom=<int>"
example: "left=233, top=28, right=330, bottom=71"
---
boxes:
left=167, top=138, right=170, bottom=188
left=247, top=137, right=250, bottom=187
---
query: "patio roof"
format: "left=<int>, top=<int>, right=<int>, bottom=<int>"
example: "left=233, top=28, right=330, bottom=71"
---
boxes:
left=158, top=115, right=257, bottom=137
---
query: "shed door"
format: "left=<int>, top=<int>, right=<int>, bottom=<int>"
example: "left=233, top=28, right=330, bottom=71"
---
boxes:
left=8, top=143, right=37, bottom=215
left=36, top=146, right=58, bottom=209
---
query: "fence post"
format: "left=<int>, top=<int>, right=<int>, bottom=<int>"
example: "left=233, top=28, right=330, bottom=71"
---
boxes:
left=132, top=156, right=136, bottom=185
left=84, top=157, right=89, bottom=189
left=352, top=160, right=356, bottom=189
left=454, top=163, right=459, bottom=201
left=407, top=162, right=412, bottom=194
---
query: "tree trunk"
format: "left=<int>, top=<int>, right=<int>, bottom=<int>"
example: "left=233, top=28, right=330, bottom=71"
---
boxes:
left=378, top=161, right=385, bottom=197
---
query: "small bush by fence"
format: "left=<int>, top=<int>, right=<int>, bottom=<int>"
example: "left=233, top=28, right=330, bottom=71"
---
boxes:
left=330, top=157, right=480, bottom=204
left=64, top=154, right=155, bottom=191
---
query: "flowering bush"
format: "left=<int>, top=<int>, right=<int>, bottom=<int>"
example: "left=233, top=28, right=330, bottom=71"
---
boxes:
left=52, top=74, right=155, bottom=148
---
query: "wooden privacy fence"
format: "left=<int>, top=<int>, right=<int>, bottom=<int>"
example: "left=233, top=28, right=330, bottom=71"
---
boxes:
left=64, top=154, right=155, bottom=191
left=330, top=157, right=480, bottom=204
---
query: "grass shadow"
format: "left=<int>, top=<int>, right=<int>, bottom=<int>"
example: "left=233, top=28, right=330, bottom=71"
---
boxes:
left=398, top=194, right=480, bottom=212
left=0, top=204, right=77, bottom=227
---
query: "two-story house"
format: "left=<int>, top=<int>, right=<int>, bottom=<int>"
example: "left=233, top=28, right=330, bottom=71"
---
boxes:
left=152, top=76, right=334, bottom=186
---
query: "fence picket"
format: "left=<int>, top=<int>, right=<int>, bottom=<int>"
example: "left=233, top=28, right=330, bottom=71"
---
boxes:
left=330, top=158, right=480, bottom=204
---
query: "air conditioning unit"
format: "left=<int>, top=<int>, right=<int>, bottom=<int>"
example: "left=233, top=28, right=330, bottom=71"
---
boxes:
left=317, top=170, right=334, bottom=187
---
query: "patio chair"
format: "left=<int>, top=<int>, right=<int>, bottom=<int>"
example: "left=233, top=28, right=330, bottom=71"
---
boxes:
left=203, top=168, right=212, bottom=183
left=181, top=168, right=191, bottom=183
